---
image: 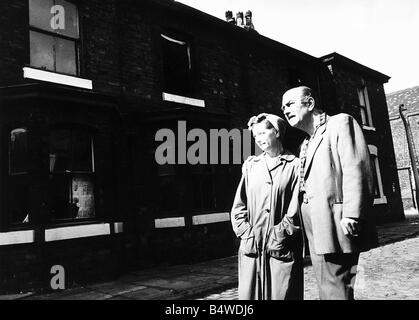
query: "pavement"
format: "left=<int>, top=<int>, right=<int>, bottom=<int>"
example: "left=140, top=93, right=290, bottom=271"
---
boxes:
left=2, top=209, right=419, bottom=300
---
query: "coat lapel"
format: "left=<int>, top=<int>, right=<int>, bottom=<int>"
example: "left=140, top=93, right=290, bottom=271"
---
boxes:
left=304, top=119, right=328, bottom=178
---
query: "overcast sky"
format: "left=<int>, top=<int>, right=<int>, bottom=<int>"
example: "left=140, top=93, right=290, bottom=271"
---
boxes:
left=177, top=0, right=418, bottom=94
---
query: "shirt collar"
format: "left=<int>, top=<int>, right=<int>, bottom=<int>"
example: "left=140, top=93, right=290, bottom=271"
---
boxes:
left=307, top=112, right=327, bottom=141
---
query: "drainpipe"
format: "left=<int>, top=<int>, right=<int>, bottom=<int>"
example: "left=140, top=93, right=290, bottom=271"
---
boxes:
left=399, top=104, right=419, bottom=211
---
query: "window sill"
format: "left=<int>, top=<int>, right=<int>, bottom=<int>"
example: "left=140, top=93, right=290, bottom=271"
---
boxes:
left=362, top=125, right=376, bottom=131
left=162, top=92, right=205, bottom=108
left=154, top=217, right=185, bottom=228
left=0, top=222, right=124, bottom=245
left=192, top=212, right=230, bottom=225
left=374, top=196, right=387, bottom=205
left=23, top=67, right=93, bottom=90
left=45, top=222, right=118, bottom=242
left=0, top=230, right=35, bottom=246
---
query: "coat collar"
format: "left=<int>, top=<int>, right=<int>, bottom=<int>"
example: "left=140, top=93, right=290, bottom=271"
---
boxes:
left=258, top=150, right=296, bottom=175
left=254, top=150, right=296, bottom=162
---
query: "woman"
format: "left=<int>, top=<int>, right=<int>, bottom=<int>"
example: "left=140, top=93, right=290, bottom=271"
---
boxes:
left=231, top=113, right=303, bottom=300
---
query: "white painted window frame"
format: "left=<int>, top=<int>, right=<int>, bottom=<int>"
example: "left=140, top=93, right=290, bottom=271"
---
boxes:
left=358, top=81, right=375, bottom=130
left=368, top=145, right=387, bottom=205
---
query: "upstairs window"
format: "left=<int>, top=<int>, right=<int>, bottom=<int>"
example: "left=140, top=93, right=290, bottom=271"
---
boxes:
left=29, top=0, right=80, bottom=75
left=161, top=33, right=192, bottom=97
left=49, top=128, right=95, bottom=220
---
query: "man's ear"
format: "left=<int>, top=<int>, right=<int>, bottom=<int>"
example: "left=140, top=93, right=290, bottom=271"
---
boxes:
left=307, top=97, right=315, bottom=111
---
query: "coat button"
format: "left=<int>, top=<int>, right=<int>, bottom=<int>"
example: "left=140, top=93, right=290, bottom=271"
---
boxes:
left=265, top=209, right=270, bottom=213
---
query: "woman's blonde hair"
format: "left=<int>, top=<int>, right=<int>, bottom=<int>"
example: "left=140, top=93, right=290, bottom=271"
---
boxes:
left=247, top=113, right=287, bottom=142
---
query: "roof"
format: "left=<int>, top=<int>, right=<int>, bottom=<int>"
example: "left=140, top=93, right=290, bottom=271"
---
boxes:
left=146, top=0, right=319, bottom=64
left=321, top=52, right=391, bottom=82
left=386, top=86, right=419, bottom=118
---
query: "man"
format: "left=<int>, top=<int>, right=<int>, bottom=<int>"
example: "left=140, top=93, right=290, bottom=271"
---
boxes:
left=281, top=86, right=378, bottom=300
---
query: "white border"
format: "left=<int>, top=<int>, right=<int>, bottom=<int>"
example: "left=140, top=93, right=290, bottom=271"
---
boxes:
left=162, top=92, right=205, bottom=108
left=154, top=217, right=185, bottom=228
left=45, top=223, right=110, bottom=242
left=23, top=67, right=93, bottom=90
left=192, top=212, right=230, bottom=225
left=0, top=230, right=35, bottom=246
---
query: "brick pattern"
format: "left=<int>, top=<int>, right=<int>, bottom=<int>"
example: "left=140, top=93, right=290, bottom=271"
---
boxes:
left=387, top=86, right=419, bottom=209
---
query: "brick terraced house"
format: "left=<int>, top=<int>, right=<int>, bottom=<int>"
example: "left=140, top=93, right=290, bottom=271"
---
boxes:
left=0, top=0, right=404, bottom=293
left=387, top=86, right=419, bottom=209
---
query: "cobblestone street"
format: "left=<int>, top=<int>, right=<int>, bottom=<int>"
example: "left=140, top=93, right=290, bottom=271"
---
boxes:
left=198, top=234, right=419, bottom=300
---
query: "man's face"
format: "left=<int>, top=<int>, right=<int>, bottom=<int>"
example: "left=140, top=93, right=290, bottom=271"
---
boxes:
left=281, top=89, right=311, bottom=129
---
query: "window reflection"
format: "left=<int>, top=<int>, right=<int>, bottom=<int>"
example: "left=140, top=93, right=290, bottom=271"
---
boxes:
left=49, top=128, right=95, bottom=220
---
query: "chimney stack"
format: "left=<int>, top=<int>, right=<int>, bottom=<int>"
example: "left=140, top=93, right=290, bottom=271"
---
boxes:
left=236, top=12, right=244, bottom=27
left=244, top=10, right=256, bottom=31
left=225, top=10, right=236, bottom=25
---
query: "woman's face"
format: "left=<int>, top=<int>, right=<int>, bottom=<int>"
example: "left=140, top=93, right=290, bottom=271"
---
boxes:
left=252, top=122, right=280, bottom=153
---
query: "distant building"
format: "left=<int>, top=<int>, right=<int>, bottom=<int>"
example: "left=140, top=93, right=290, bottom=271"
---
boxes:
left=387, top=86, right=419, bottom=209
left=0, top=0, right=403, bottom=293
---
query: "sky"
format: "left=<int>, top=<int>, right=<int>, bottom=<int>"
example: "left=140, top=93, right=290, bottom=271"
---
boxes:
left=176, top=0, right=419, bottom=94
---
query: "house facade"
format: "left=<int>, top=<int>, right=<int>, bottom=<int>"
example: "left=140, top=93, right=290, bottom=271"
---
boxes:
left=0, top=0, right=403, bottom=293
left=386, top=86, right=419, bottom=209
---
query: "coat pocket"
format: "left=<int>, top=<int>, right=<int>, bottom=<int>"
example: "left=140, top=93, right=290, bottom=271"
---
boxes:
left=239, top=229, right=258, bottom=257
left=266, top=221, right=300, bottom=261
